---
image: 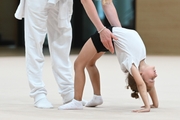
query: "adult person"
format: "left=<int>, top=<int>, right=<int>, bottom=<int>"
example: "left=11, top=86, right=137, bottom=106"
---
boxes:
left=14, top=0, right=74, bottom=109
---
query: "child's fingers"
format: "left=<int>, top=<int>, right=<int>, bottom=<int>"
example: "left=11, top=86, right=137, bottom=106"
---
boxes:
left=132, top=108, right=150, bottom=113
left=141, top=106, right=145, bottom=108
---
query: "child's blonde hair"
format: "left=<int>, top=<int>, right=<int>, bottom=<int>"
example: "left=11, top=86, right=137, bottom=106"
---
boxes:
left=102, top=0, right=111, bottom=5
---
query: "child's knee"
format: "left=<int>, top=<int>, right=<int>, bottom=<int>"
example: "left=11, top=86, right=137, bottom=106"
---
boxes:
left=74, top=60, right=86, bottom=71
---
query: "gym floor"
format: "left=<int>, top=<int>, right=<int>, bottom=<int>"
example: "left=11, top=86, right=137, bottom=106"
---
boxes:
left=0, top=47, right=180, bottom=120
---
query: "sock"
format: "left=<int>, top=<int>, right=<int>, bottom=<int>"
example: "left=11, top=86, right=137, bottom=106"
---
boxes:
left=58, top=99, right=83, bottom=110
left=82, top=99, right=87, bottom=106
left=85, top=95, right=103, bottom=107
left=34, top=98, right=53, bottom=109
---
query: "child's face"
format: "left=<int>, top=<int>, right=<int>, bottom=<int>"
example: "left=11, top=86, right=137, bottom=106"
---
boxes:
left=142, top=66, right=157, bottom=88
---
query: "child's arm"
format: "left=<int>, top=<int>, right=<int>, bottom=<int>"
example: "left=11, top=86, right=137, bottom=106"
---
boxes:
left=80, top=0, right=117, bottom=54
left=102, top=0, right=121, bottom=27
left=81, top=0, right=104, bottom=32
left=131, top=65, right=150, bottom=112
left=148, top=87, right=159, bottom=108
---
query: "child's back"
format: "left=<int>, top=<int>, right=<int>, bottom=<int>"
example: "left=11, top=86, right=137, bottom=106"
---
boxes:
left=113, top=27, right=146, bottom=74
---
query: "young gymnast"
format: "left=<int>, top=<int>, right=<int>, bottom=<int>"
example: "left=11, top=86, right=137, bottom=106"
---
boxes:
left=59, top=0, right=159, bottom=112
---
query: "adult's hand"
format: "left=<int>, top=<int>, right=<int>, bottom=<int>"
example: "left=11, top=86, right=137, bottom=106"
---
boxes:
left=100, top=28, right=118, bottom=54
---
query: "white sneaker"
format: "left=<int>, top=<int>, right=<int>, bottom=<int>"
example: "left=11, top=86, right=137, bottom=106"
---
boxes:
left=58, top=99, right=83, bottom=110
left=34, top=98, right=53, bottom=109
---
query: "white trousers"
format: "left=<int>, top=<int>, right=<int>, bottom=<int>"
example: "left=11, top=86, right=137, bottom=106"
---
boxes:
left=24, top=0, right=74, bottom=103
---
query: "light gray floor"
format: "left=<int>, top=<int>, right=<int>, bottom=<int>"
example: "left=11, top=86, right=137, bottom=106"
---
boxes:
left=0, top=50, right=180, bottom=120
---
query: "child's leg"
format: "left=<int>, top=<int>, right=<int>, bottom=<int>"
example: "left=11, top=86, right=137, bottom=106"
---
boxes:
left=85, top=53, right=104, bottom=107
left=86, top=52, right=104, bottom=96
left=58, top=38, right=99, bottom=110
left=85, top=54, right=104, bottom=107
left=74, top=39, right=100, bottom=101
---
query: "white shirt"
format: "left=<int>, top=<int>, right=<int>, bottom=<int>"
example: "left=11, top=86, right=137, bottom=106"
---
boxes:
left=113, top=27, right=146, bottom=75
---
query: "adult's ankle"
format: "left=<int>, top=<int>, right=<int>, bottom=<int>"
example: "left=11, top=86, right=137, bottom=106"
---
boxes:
left=34, top=94, right=46, bottom=103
